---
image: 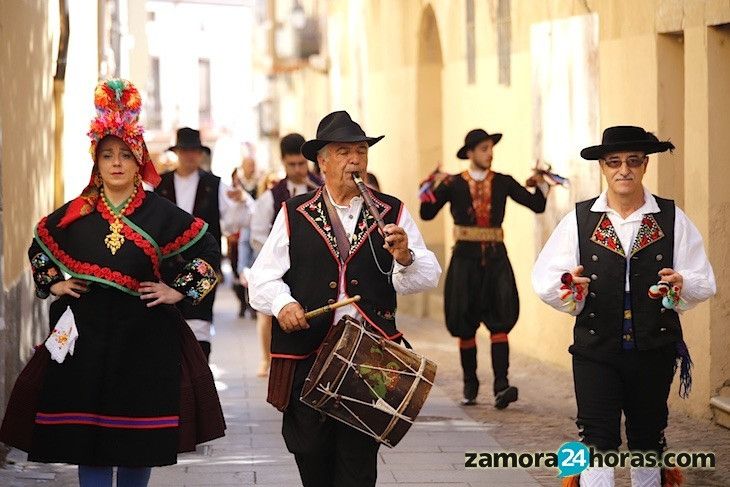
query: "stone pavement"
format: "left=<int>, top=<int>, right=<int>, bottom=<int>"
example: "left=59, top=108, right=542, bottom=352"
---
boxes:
left=397, top=315, right=730, bottom=487
left=3, top=276, right=727, bottom=486
left=0, top=278, right=541, bottom=486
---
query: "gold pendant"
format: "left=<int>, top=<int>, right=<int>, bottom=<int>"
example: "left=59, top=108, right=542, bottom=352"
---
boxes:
left=104, top=218, right=125, bottom=255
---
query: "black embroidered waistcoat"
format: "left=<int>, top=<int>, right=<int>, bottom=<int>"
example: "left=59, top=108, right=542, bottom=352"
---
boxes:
left=156, top=170, right=222, bottom=248
left=271, top=187, right=403, bottom=358
left=270, top=179, right=291, bottom=226
left=574, top=196, right=681, bottom=355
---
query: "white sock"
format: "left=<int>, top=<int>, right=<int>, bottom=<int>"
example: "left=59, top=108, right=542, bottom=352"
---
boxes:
left=630, top=467, right=661, bottom=487
left=579, top=467, right=615, bottom=487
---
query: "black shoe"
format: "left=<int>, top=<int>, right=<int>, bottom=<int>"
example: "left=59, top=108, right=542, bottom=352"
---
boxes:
left=494, top=386, right=518, bottom=410
left=461, top=379, right=479, bottom=406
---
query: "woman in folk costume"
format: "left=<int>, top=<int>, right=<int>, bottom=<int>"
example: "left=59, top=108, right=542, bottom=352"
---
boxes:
left=0, top=79, right=225, bottom=487
left=532, top=126, right=716, bottom=487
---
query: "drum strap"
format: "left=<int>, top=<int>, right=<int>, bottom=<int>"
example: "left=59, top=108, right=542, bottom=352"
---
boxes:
left=322, top=187, right=351, bottom=261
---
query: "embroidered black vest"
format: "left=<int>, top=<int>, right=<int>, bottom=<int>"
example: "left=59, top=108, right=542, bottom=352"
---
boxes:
left=156, top=170, right=222, bottom=248
left=270, top=173, right=324, bottom=225
left=271, top=188, right=403, bottom=358
left=270, top=179, right=291, bottom=226
left=156, top=170, right=222, bottom=321
left=574, top=196, right=681, bottom=355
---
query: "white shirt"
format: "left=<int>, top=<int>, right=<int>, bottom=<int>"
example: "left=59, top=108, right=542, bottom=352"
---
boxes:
left=249, top=191, right=442, bottom=322
left=172, top=171, right=252, bottom=237
left=171, top=170, right=252, bottom=338
left=249, top=181, right=309, bottom=252
left=532, top=187, right=716, bottom=315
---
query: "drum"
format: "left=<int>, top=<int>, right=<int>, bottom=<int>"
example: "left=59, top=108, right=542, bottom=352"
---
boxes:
left=300, top=315, right=437, bottom=448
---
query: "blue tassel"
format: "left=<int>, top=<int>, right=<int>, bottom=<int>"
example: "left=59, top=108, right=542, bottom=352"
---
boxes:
left=675, top=340, right=693, bottom=399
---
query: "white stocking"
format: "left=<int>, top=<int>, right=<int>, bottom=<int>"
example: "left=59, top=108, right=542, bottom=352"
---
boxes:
left=630, top=467, right=661, bottom=487
left=579, top=467, right=615, bottom=487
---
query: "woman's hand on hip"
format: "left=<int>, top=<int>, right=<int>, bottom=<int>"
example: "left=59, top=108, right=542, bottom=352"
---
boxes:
left=50, top=278, right=89, bottom=298
left=139, top=281, right=185, bottom=307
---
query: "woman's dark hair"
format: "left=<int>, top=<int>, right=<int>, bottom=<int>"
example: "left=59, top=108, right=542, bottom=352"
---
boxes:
left=280, top=133, right=306, bottom=157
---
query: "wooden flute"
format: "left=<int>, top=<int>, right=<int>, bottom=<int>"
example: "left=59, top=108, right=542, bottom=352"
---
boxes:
left=352, top=173, right=388, bottom=238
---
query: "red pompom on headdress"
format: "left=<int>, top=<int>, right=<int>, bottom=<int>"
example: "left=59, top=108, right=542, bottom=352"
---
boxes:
left=58, top=79, right=160, bottom=228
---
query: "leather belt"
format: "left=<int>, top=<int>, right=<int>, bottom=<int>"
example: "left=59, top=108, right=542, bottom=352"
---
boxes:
left=453, top=225, right=504, bottom=242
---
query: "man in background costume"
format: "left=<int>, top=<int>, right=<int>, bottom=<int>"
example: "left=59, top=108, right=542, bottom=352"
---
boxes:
left=420, top=128, right=548, bottom=408
left=156, top=127, right=251, bottom=361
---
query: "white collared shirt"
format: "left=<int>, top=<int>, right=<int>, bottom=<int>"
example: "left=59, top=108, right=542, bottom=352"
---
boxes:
left=249, top=181, right=310, bottom=252
left=171, top=170, right=252, bottom=339
left=248, top=190, right=442, bottom=322
left=532, top=186, right=716, bottom=315
left=172, top=171, right=252, bottom=236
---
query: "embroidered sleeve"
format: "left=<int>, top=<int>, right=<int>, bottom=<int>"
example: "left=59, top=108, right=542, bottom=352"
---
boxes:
left=28, top=244, right=64, bottom=299
left=171, top=258, right=219, bottom=305
left=156, top=199, right=222, bottom=303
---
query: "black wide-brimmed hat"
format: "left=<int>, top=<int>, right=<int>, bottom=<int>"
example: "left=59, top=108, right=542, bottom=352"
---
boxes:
left=456, top=128, right=502, bottom=159
left=580, top=126, right=674, bottom=160
left=167, top=127, right=211, bottom=155
left=301, top=111, right=384, bottom=162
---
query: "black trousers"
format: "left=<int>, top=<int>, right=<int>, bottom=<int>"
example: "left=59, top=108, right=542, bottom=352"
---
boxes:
left=282, top=356, right=380, bottom=487
left=572, top=344, right=676, bottom=454
left=444, top=244, right=519, bottom=338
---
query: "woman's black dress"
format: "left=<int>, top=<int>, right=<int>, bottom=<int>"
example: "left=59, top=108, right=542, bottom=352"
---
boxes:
left=0, top=190, right=225, bottom=467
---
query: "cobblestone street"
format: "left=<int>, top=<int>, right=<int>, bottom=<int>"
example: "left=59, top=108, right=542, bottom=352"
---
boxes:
left=398, top=315, right=730, bottom=487
left=0, top=277, right=727, bottom=486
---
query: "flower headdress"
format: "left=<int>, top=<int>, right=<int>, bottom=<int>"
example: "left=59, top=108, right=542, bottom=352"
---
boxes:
left=58, top=79, right=161, bottom=228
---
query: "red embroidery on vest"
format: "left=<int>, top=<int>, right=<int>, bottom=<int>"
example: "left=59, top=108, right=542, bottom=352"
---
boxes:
left=591, top=214, right=625, bottom=256
left=462, top=170, right=494, bottom=227
left=630, top=214, right=665, bottom=254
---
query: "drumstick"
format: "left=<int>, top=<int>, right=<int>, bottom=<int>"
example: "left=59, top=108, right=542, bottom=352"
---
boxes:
left=304, top=295, right=361, bottom=320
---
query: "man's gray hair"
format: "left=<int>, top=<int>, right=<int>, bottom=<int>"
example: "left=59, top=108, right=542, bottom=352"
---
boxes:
left=317, top=144, right=330, bottom=159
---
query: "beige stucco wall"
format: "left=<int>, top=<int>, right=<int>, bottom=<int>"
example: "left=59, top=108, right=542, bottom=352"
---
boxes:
left=62, top=0, right=102, bottom=202
left=0, top=0, right=60, bottom=288
left=276, top=0, right=729, bottom=420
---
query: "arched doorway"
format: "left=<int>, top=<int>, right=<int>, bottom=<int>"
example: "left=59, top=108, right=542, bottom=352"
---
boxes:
left=416, top=5, right=444, bottom=319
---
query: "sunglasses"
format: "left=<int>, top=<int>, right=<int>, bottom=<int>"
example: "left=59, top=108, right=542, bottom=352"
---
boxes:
left=601, top=155, right=647, bottom=169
